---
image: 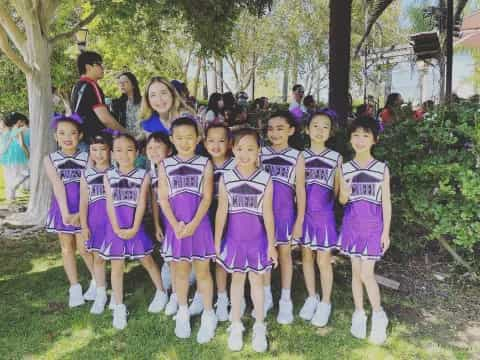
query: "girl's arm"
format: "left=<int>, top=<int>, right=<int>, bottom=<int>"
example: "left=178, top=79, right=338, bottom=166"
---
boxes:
left=157, top=162, right=183, bottom=238
left=79, top=175, right=90, bottom=240
left=103, top=175, right=120, bottom=234
left=214, top=178, right=228, bottom=255
left=263, top=179, right=278, bottom=268
left=292, top=153, right=306, bottom=239
left=17, top=131, right=29, bottom=158
left=334, top=155, right=343, bottom=198
left=150, top=186, right=163, bottom=242
left=381, top=166, right=392, bottom=252
left=182, top=161, right=214, bottom=237
left=44, top=155, right=71, bottom=224
left=338, top=163, right=351, bottom=205
left=120, top=174, right=151, bottom=239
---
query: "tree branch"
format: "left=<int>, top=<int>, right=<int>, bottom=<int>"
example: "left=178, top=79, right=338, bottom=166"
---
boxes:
left=0, top=2, right=27, bottom=58
left=0, top=25, right=32, bottom=75
left=48, top=7, right=99, bottom=44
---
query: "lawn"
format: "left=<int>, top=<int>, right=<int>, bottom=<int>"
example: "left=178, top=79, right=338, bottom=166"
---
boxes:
left=0, top=227, right=477, bottom=360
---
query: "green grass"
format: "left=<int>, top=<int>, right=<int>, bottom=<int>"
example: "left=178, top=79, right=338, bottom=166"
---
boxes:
left=0, top=232, right=476, bottom=360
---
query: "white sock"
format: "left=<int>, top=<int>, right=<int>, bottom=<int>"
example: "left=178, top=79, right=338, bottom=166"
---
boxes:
left=179, top=305, right=188, bottom=313
left=96, top=286, right=106, bottom=296
left=281, top=288, right=291, bottom=301
left=218, top=292, right=228, bottom=300
left=264, top=286, right=272, bottom=297
left=91, top=279, right=96, bottom=286
left=171, top=293, right=177, bottom=300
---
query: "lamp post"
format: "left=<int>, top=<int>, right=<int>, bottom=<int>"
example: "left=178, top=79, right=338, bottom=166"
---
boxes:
left=75, top=28, right=88, bottom=52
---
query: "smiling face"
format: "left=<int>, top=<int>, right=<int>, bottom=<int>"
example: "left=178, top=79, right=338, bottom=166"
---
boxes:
left=170, top=124, right=199, bottom=158
left=205, top=127, right=229, bottom=161
left=350, top=127, right=376, bottom=156
left=233, top=134, right=259, bottom=169
left=89, top=143, right=110, bottom=167
left=112, top=137, right=137, bottom=169
left=267, top=116, right=294, bottom=148
left=146, top=139, right=170, bottom=165
left=307, top=115, right=332, bottom=146
left=148, top=81, right=173, bottom=115
left=55, top=121, right=82, bottom=153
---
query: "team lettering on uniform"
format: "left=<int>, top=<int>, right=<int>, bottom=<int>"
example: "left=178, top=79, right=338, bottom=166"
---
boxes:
left=263, top=164, right=290, bottom=178
left=59, top=169, right=82, bottom=180
left=172, top=175, right=199, bottom=190
left=306, top=167, right=331, bottom=182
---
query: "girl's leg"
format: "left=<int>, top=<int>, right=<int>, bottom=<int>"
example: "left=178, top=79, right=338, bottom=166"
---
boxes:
left=93, top=254, right=106, bottom=288
left=111, top=260, right=125, bottom=304
left=249, top=272, right=265, bottom=323
left=317, top=251, right=333, bottom=304
left=175, top=261, right=192, bottom=306
left=170, top=262, right=176, bottom=293
left=75, top=234, right=94, bottom=278
left=278, top=244, right=293, bottom=293
left=301, top=247, right=316, bottom=297
left=215, top=264, right=229, bottom=321
left=59, top=233, right=78, bottom=285
left=360, top=260, right=381, bottom=312
left=216, top=264, right=228, bottom=294
left=193, top=260, right=214, bottom=311
left=351, top=257, right=364, bottom=311
left=230, top=273, right=247, bottom=323
left=140, top=255, right=164, bottom=291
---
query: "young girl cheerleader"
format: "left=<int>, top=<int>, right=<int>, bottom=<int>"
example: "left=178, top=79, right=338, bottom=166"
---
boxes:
left=203, top=123, right=237, bottom=322
left=79, top=133, right=113, bottom=314
left=44, top=114, right=96, bottom=307
left=295, top=110, right=342, bottom=327
left=339, top=116, right=391, bottom=345
left=215, top=128, right=278, bottom=352
left=102, top=134, right=168, bottom=330
left=261, top=111, right=305, bottom=324
left=158, top=116, right=217, bottom=343
left=145, top=132, right=178, bottom=316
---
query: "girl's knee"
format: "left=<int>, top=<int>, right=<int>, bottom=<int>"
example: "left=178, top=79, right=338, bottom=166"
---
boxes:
left=302, top=248, right=314, bottom=263
left=140, top=255, right=156, bottom=269
left=317, top=252, right=331, bottom=269
left=94, top=255, right=105, bottom=266
left=360, top=269, right=375, bottom=284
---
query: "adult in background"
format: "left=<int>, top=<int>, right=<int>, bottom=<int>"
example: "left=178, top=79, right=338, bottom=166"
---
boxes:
left=111, top=72, right=142, bottom=138
left=379, top=93, right=403, bottom=126
left=71, top=51, right=125, bottom=144
left=303, top=95, right=317, bottom=115
left=139, top=76, right=195, bottom=136
left=289, top=84, right=307, bottom=113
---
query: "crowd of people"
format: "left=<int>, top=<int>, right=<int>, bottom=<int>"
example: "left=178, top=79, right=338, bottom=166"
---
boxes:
left=0, top=50, right=416, bottom=353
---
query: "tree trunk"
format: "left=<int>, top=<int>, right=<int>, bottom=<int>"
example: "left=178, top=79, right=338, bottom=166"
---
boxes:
left=193, top=56, right=202, bottom=99
left=215, top=56, right=223, bottom=93
left=202, top=58, right=208, bottom=100
left=328, top=0, right=352, bottom=126
left=208, top=58, right=217, bottom=94
left=7, top=16, right=54, bottom=225
left=282, top=60, right=289, bottom=102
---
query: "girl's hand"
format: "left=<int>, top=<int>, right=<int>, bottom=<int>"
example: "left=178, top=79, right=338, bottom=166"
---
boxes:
left=268, top=245, right=278, bottom=269
left=155, top=227, right=164, bottom=242
left=118, top=228, right=136, bottom=240
left=70, top=213, right=81, bottom=227
left=174, top=221, right=186, bottom=239
left=381, top=232, right=390, bottom=253
left=181, top=222, right=197, bottom=238
left=292, top=220, right=303, bottom=240
left=62, top=213, right=73, bottom=225
left=81, top=227, right=90, bottom=242
left=340, top=177, right=352, bottom=198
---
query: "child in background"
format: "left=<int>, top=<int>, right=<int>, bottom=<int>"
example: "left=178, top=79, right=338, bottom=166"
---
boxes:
left=103, top=134, right=168, bottom=330
left=79, top=133, right=113, bottom=314
left=260, top=111, right=306, bottom=324
left=44, top=114, right=96, bottom=307
left=339, top=116, right=391, bottom=345
left=295, top=110, right=342, bottom=327
left=215, top=128, right=278, bottom=352
left=158, top=116, right=217, bottom=343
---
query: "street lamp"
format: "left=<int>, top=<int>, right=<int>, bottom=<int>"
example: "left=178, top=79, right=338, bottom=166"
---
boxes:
left=75, top=28, right=88, bottom=52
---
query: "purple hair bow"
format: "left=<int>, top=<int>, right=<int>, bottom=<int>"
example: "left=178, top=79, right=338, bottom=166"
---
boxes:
left=51, top=113, right=83, bottom=129
left=318, top=108, right=338, bottom=122
left=102, top=128, right=121, bottom=136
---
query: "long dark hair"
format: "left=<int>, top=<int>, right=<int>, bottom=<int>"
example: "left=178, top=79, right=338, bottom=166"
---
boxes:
left=207, top=92, right=223, bottom=116
left=118, top=71, right=142, bottom=105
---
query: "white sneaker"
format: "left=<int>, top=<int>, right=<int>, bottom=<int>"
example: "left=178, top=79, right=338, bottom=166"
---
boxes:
left=299, top=295, right=320, bottom=321
left=215, top=294, right=230, bottom=322
left=189, top=291, right=204, bottom=316
left=227, top=322, right=245, bottom=351
left=196, top=310, right=218, bottom=344
left=165, top=293, right=178, bottom=316
left=68, top=284, right=85, bottom=308
left=311, top=302, right=332, bottom=327
left=252, top=322, right=268, bottom=353
left=148, top=290, right=168, bottom=313
left=351, top=310, right=367, bottom=339
left=276, top=299, right=294, bottom=325
left=175, top=307, right=191, bottom=338
left=113, top=304, right=127, bottom=330
left=369, top=310, right=389, bottom=345
left=83, top=280, right=96, bottom=301
left=229, top=297, right=246, bottom=321
left=161, top=263, right=172, bottom=291
left=108, top=295, right=116, bottom=311
left=90, top=289, right=107, bottom=315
